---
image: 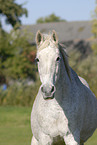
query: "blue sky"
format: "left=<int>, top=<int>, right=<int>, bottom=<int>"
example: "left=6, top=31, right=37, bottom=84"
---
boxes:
left=3, top=0, right=96, bottom=31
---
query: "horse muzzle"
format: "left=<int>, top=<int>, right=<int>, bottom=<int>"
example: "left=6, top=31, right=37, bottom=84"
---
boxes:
left=41, top=84, right=56, bottom=100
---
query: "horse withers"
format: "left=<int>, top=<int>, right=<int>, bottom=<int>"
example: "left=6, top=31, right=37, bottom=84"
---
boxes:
left=31, top=30, right=97, bottom=145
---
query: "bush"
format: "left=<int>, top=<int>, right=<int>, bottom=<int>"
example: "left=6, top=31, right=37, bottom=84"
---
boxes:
left=0, top=80, right=41, bottom=106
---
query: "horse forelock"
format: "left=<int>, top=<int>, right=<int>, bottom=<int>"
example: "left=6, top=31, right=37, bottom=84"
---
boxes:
left=37, top=34, right=58, bottom=52
left=37, top=34, right=69, bottom=63
left=59, top=44, right=68, bottom=57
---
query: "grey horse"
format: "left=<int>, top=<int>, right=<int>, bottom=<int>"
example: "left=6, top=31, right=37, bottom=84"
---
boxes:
left=31, top=30, right=97, bottom=145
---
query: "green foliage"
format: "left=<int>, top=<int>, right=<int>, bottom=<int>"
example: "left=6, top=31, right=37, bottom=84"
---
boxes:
left=92, top=19, right=97, bottom=38
left=36, top=13, right=66, bottom=24
left=0, top=106, right=32, bottom=145
left=0, top=28, right=37, bottom=84
left=0, top=29, right=13, bottom=83
left=92, top=43, right=97, bottom=54
left=0, top=0, right=27, bottom=28
left=92, top=0, right=97, bottom=54
left=0, top=80, right=41, bottom=106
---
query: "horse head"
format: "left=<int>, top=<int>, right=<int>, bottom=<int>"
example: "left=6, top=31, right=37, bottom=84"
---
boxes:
left=35, top=30, right=71, bottom=100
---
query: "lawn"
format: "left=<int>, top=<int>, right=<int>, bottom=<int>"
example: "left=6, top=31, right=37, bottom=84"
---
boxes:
left=0, top=106, right=97, bottom=145
left=0, top=106, right=32, bottom=145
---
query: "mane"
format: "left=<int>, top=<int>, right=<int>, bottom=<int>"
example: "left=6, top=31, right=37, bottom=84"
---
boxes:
left=37, top=34, right=58, bottom=52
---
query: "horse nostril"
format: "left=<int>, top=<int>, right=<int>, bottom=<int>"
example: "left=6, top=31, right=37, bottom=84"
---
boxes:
left=41, top=86, right=44, bottom=93
left=41, top=85, right=55, bottom=95
left=51, top=86, right=54, bottom=93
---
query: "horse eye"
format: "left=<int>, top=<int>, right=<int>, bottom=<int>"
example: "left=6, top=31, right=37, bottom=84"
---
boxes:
left=36, top=58, right=39, bottom=62
left=56, top=57, right=60, bottom=61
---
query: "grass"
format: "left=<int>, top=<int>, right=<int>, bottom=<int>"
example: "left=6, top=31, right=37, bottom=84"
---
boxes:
left=85, top=130, right=97, bottom=145
left=0, top=106, right=32, bottom=145
left=0, top=106, right=97, bottom=145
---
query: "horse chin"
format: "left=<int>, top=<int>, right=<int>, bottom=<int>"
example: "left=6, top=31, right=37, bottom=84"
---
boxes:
left=43, top=94, right=54, bottom=100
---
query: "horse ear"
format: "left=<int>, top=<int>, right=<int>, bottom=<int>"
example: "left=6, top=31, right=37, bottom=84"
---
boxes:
left=51, top=30, right=58, bottom=44
left=36, top=30, right=43, bottom=46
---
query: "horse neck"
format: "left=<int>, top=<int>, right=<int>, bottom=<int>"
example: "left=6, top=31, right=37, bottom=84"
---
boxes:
left=55, top=58, right=71, bottom=102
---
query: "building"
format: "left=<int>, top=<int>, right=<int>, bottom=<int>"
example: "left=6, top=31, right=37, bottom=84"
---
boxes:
left=21, top=21, right=93, bottom=55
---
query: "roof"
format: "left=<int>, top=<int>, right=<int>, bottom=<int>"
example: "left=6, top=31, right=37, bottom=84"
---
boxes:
left=21, top=21, right=93, bottom=43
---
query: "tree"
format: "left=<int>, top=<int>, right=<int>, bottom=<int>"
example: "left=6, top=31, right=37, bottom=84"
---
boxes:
left=0, top=0, right=27, bottom=28
left=0, top=0, right=37, bottom=84
left=36, top=13, right=66, bottom=24
left=0, top=28, right=37, bottom=84
left=0, top=28, right=12, bottom=84
left=92, top=0, right=97, bottom=54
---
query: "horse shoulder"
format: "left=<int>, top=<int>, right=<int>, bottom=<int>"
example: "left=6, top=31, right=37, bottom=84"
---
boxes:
left=70, top=68, right=97, bottom=115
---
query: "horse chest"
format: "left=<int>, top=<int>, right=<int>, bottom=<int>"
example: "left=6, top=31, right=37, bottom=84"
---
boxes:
left=36, top=99, right=69, bottom=136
